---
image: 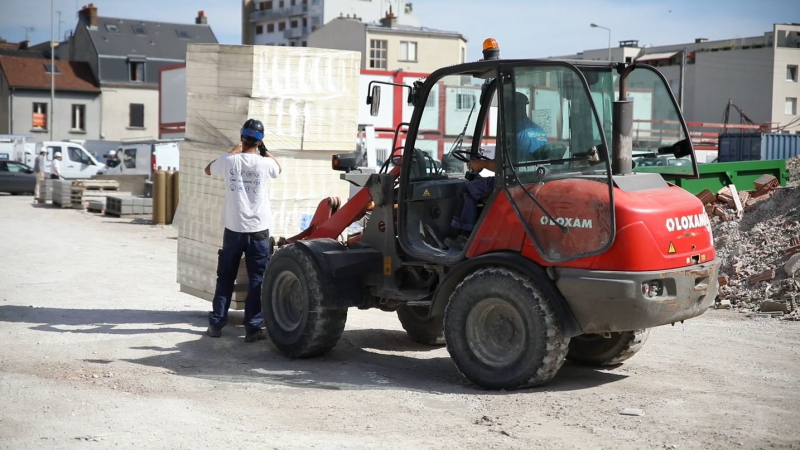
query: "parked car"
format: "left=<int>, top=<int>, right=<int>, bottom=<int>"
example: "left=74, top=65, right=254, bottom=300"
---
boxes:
left=0, top=160, right=35, bottom=194
left=34, top=141, right=105, bottom=179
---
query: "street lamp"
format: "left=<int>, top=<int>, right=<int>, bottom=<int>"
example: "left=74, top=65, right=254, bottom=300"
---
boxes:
left=590, top=23, right=611, bottom=62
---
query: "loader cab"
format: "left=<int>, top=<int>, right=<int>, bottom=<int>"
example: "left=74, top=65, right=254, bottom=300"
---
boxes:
left=396, top=58, right=616, bottom=264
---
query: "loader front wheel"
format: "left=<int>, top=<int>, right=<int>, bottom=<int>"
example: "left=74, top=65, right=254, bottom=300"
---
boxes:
left=396, top=305, right=445, bottom=346
left=566, top=329, right=650, bottom=366
left=262, top=244, right=347, bottom=358
left=444, top=267, right=569, bottom=390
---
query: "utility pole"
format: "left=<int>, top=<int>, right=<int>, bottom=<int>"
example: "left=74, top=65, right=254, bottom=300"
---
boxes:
left=679, top=48, right=686, bottom=111
left=50, top=0, right=55, bottom=141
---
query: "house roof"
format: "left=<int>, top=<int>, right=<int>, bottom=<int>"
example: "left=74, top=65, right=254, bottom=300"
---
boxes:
left=636, top=51, right=679, bottom=62
left=83, top=16, right=218, bottom=60
left=0, top=55, right=99, bottom=92
left=365, top=22, right=466, bottom=41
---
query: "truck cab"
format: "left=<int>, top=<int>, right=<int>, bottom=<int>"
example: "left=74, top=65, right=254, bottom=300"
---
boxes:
left=36, top=141, right=104, bottom=179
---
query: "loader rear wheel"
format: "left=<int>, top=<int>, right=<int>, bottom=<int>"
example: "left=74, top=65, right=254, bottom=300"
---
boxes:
left=566, top=329, right=651, bottom=366
left=444, top=267, right=569, bottom=390
left=262, top=244, right=347, bottom=358
left=396, top=305, right=445, bottom=346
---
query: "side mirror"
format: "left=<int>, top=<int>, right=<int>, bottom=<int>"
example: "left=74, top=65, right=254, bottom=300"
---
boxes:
left=332, top=152, right=358, bottom=173
left=25, top=169, right=34, bottom=174
left=367, top=85, right=381, bottom=117
left=657, top=138, right=692, bottom=159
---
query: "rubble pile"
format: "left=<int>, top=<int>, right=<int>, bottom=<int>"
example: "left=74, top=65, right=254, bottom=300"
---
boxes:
left=702, top=157, right=800, bottom=320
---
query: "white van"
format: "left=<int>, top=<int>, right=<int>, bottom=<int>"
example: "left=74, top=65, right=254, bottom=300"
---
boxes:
left=98, top=142, right=180, bottom=176
left=36, top=141, right=104, bottom=179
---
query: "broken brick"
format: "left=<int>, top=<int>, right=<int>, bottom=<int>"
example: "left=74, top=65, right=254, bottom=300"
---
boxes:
left=696, top=189, right=717, bottom=205
left=748, top=269, right=775, bottom=285
left=786, top=244, right=800, bottom=258
left=719, top=274, right=729, bottom=286
left=753, top=175, right=779, bottom=191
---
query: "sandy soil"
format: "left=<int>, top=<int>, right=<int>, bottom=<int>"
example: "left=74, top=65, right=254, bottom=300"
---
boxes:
left=1, top=195, right=799, bottom=449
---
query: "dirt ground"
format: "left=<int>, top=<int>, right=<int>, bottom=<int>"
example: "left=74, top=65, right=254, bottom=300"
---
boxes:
left=1, top=195, right=799, bottom=450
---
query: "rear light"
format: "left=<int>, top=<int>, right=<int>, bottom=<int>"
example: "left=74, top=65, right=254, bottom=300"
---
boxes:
left=151, top=153, right=157, bottom=172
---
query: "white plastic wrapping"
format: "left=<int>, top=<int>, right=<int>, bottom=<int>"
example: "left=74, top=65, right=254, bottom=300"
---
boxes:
left=176, top=45, right=360, bottom=303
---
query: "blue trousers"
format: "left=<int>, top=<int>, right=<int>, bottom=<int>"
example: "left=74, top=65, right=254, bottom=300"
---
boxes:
left=451, top=177, right=495, bottom=232
left=209, top=228, right=270, bottom=332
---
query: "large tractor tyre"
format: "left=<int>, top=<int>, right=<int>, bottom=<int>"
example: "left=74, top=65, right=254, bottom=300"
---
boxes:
left=262, top=244, right=347, bottom=358
left=444, top=267, right=569, bottom=390
left=566, top=329, right=651, bottom=367
left=396, top=305, right=445, bottom=346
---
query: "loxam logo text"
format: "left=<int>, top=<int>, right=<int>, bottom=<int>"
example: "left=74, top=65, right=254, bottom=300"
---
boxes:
left=666, top=213, right=709, bottom=232
left=540, top=216, right=593, bottom=229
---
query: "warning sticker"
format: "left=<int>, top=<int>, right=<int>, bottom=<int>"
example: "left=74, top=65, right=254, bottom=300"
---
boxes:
left=668, top=242, right=676, bottom=254
left=422, top=189, right=431, bottom=197
left=383, top=256, right=392, bottom=275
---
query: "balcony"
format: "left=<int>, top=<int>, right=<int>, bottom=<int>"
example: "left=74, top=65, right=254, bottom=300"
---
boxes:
left=283, top=27, right=310, bottom=40
left=250, top=5, right=308, bottom=22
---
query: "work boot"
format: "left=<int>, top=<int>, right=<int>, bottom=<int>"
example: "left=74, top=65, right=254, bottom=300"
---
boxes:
left=206, top=326, right=222, bottom=338
left=244, top=328, right=267, bottom=343
left=444, top=234, right=469, bottom=251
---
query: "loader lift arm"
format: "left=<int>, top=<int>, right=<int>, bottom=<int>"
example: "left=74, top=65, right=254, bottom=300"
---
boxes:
left=277, top=164, right=402, bottom=246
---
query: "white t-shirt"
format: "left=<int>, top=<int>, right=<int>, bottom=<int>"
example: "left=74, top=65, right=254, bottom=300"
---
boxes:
left=50, top=158, right=60, bottom=176
left=210, top=153, right=280, bottom=233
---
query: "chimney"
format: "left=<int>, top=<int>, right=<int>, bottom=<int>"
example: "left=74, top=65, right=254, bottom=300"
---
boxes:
left=195, top=10, right=207, bottom=25
left=379, top=5, right=397, bottom=27
left=695, top=38, right=708, bottom=43
left=79, top=3, right=98, bottom=28
left=19, top=40, right=30, bottom=50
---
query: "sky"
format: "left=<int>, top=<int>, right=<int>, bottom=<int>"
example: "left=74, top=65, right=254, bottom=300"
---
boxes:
left=0, top=0, right=796, bottom=60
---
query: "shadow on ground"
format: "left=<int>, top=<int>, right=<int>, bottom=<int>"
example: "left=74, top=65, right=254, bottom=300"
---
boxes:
left=0, top=305, right=628, bottom=394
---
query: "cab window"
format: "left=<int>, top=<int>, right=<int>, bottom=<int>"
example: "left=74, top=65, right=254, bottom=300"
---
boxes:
left=123, top=148, right=137, bottom=169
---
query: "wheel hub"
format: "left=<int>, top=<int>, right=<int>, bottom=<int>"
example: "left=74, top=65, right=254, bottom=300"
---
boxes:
left=271, top=271, right=305, bottom=331
left=465, top=298, right=526, bottom=367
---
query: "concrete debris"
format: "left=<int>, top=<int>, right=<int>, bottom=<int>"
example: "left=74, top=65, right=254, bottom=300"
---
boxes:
left=712, top=156, right=800, bottom=317
left=621, top=408, right=645, bottom=417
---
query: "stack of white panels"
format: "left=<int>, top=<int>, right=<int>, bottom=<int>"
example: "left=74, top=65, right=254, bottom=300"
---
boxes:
left=176, top=44, right=361, bottom=308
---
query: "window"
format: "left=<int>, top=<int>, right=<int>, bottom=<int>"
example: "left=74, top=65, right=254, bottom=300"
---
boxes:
left=261, top=1, right=272, bottom=10
left=369, top=39, right=387, bottom=69
left=68, top=147, right=87, bottom=164
left=279, top=0, right=284, bottom=7
left=3, top=161, right=27, bottom=173
left=32, top=103, right=47, bottom=130
left=302, top=17, right=307, bottom=27
left=461, top=48, right=465, bottom=64
left=132, top=25, right=146, bottom=35
left=279, top=21, right=286, bottom=31
left=788, top=65, right=798, bottom=82
left=301, top=41, right=307, bottom=47
left=787, top=98, right=798, bottom=115
left=256, top=25, right=264, bottom=34
left=291, top=20, right=298, bottom=28
left=129, top=61, right=144, bottom=82
left=455, top=92, right=475, bottom=111
left=625, top=56, right=633, bottom=63
left=291, top=0, right=296, bottom=5
left=399, top=41, right=417, bottom=61
left=290, top=41, right=295, bottom=46
left=176, top=30, right=191, bottom=39
left=123, top=148, right=137, bottom=169
left=129, top=103, right=145, bottom=128
left=105, top=24, right=119, bottom=33
left=71, top=104, right=86, bottom=132
left=267, top=23, right=275, bottom=33
left=45, top=63, right=60, bottom=74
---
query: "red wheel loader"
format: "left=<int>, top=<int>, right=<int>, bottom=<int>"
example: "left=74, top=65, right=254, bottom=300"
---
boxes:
left=261, top=39, right=720, bottom=390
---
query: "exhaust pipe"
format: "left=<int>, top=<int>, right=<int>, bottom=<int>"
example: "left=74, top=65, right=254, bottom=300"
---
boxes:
left=612, top=65, right=635, bottom=176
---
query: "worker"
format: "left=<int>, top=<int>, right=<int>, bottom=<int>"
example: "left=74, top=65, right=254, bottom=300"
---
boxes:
left=33, top=149, right=46, bottom=201
left=204, top=119, right=282, bottom=342
left=445, top=92, right=547, bottom=251
left=106, top=150, right=120, bottom=168
left=50, top=152, right=62, bottom=179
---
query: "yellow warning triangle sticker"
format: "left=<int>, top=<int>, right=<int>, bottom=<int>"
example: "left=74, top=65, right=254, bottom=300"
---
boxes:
left=423, top=189, right=431, bottom=197
left=668, top=242, right=676, bottom=254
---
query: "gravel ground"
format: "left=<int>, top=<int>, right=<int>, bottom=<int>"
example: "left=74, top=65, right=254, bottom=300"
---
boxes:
left=1, top=195, right=799, bottom=449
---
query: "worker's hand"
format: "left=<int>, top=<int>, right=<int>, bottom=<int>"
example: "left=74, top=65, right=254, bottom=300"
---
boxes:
left=228, top=144, right=243, bottom=154
left=468, top=160, right=493, bottom=173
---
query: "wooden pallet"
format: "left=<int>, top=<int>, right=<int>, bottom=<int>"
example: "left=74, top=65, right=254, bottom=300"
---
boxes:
left=86, top=207, right=104, bottom=214
left=52, top=199, right=73, bottom=209
left=72, top=180, right=120, bottom=190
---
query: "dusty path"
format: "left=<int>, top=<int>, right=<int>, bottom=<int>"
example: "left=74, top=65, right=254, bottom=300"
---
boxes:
left=1, top=195, right=799, bottom=449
